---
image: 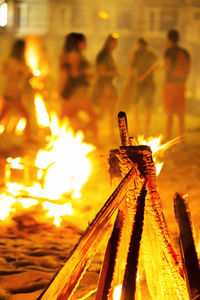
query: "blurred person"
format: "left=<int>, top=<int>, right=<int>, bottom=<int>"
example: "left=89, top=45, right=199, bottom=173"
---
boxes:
left=163, top=29, right=190, bottom=141
left=91, top=33, right=120, bottom=136
left=59, top=32, right=97, bottom=136
left=127, top=37, right=158, bottom=137
left=0, top=39, right=31, bottom=136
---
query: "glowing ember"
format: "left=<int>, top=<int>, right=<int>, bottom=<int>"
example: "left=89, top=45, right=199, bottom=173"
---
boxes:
left=15, top=117, right=27, bottom=135
left=7, top=157, right=24, bottom=170
left=43, top=202, right=73, bottom=227
left=34, top=93, right=50, bottom=127
left=112, top=272, right=140, bottom=299
left=0, top=194, right=15, bottom=221
left=113, top=284, right=122, bottom=300
left=0, top=124, right=5, bottom=134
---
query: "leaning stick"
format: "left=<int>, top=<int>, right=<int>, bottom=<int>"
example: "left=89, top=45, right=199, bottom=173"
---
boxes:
left=174, top=193, right=200, bottom=300
left=121, top=182, right=147, bottom=300
left=118, top=111, right=130, bottom=147
left=38, top=166, right=137, bottom=300
left=96, top=209, right=124, bottom=299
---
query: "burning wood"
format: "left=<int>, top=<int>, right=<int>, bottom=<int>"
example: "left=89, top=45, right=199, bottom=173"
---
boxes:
left=174, top=193, right=200, bottom=300
left=38, top=167, right=137, bottom=299
left=36, top=112, right=193, bottom=300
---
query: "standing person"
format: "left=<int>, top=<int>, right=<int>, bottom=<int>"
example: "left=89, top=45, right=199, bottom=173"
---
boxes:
left=163, top=29, right=190, bottom=141
left=91, top=33, right=120, bottom=136
left=0, top=39, right=31, bottom=136
left=59, top=32, right=97, bottom=135
left=128, top=38, right=158, bottom=137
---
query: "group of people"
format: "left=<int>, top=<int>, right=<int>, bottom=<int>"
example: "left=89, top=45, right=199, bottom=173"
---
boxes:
left=58, top=28, right=191, bottom=141
left=0, top=29, right=190, bottom=143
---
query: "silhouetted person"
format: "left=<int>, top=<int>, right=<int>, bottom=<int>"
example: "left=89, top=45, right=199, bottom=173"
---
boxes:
left=59, top=33, right=96, bottom=135
left=91, top=33, right=120, bottom=137
left=0, top=39, right=31, bottom=136
left=163, top=29, right=190, bottom=140
left=128, top=38, right=157, bottom=137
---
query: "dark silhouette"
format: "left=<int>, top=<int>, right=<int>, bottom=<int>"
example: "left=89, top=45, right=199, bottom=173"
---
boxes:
left=163, top=29, right=190, bottom=140
left=91, top=33, right=120, bottom=136
left=59, top=32, right=96, bottom=135
left=126, top=37, right=157, bottom=136
left=0, top=39, right=31, bottom=136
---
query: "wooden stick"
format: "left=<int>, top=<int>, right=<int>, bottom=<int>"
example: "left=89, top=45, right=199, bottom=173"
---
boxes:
left=118, top=111, right=130, bottom=146
left=96, top=209, right=124, bottom=300
left=38, top=167, right=137, bottom=300
left=120, top=182, right=147, bottom=300
left=174, top=193, right=200, bottom=300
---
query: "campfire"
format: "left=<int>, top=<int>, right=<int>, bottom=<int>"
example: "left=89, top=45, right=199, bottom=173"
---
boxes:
left=0, top=37, right=199, bottom=300
left=32, top=112, right=199, bottom=300
left=0, top=37, right=94, bottom=227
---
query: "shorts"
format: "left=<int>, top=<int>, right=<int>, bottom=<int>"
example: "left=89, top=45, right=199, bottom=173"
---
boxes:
left=132, top=81, right=155, bottom=108
left=163, top=82, right=185, bottom=114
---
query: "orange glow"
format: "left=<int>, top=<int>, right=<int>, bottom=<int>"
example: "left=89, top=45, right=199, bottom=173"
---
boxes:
left=7, top=157, right=24, bottom=170
left=35, top=113, right=94, bottom=200
left=34, top=93, right=50, bottom=127
left=0, top=124, right=5, bottom=134
left=15, top=117, right=27, bottom=135
left=43, top=202, right=73, bottom=227
left=98, top=10, right=110, bottom=20
left=25, top=36, right=48, bottom=77
left=136, top=135, right=180, bottom=175
left=0, top=112, right=94, bottom=226
left=113, top=284, right=122, bottom=300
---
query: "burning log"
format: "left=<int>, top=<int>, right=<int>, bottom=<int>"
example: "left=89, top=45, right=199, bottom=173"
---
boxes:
left=174, top=193, right=200, bottom=300
left=118, top=111, right=130, bottom=147
left=96, top=210, right=124, bottom=299
left=38, top=166, right=137, bottom=300
left=121, top=182, right=147, bottom=300
left=38, top=111, right=190, bottom=300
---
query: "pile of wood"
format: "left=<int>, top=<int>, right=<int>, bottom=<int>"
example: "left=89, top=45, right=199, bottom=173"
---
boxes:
left=37, top=112, right=200, bottom=300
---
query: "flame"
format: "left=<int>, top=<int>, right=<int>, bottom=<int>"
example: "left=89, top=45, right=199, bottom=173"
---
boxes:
left=43, top=202, right=73, bottom=227
left=7, top=157, right=24, bottom=170
left=34, top=93, right=50, bottom=127
left=15, top=117, right=27, bottom=135
left=0, top=124, right=5, bottom=134
left=25, top=36, right=48, bottom=77
left=136, top=135, right=180, bottom=175
left=112, top=272, right=140, bottom=299
left=0, top=111, right=94, bottom=226
left=35, top=113, right=94, bottom=200
left=113, top=284, right=122, bottom=300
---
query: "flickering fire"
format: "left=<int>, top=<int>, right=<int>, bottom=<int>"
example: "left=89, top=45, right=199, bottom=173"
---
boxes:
left=25, top=36, right=48, bottom=77
left=35, top=113, right=94, bottom=200
left=34, top=93, right=50, bottom=127
left=15, top=117, right=27, bottom=135
left=0, top=109, right=94, bottom=226
left=136, top=135, right=180, bottom=175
